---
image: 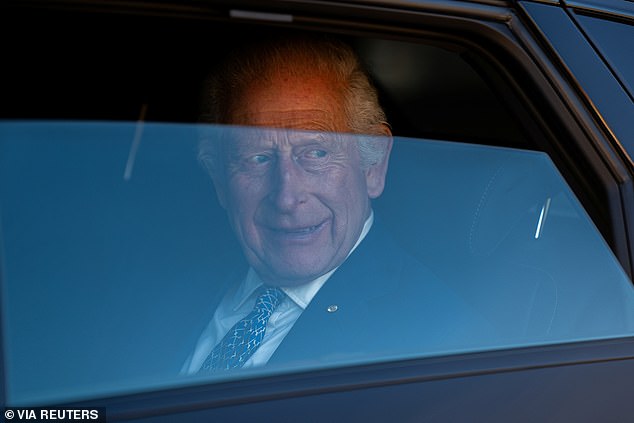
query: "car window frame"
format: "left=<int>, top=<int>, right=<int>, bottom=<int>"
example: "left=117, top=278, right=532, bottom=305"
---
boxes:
left=2, top=0, right=634, bottom=416
left=518, top=0, right=634, bottom=273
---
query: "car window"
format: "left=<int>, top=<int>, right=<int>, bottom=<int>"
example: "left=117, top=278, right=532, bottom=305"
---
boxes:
left=2, top=122, right=633, bottom=406
left=3, top=3, right=634, bottom=411
left=574, top=13, right=634, bottom=99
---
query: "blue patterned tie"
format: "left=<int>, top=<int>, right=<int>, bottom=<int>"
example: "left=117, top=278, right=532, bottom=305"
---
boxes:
left=199, top=287, right=285, bottom=371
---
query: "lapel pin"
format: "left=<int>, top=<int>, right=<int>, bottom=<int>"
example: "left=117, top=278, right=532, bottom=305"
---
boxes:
left=326, top=305, right=338, bottom=313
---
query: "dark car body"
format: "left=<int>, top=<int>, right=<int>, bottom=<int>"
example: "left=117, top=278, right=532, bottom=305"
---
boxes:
left=1, top=0, right=634, bottom=421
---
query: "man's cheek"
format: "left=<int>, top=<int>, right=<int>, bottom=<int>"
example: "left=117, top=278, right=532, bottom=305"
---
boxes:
left=227, top=184, right=259, bottom=210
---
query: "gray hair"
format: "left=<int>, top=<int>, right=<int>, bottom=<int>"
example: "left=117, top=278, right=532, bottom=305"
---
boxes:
left=198, top=35, right=390, bottom=172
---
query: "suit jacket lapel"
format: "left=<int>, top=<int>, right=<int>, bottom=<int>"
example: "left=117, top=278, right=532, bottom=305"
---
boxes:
left=268, top=223, right=405, bottom=365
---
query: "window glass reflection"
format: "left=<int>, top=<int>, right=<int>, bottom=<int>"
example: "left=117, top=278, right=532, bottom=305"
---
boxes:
left=1, top=122, right=633, bottom=406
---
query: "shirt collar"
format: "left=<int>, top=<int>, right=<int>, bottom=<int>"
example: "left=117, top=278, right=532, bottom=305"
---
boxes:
left=235, top=211, right=374, bottom=311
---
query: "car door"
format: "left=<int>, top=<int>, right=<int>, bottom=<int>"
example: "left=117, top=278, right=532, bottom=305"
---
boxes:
left=1, top=1, right=634, bottom=421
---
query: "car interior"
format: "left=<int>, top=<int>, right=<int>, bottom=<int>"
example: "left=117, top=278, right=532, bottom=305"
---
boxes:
left=4, top=7, right=531, bottom=146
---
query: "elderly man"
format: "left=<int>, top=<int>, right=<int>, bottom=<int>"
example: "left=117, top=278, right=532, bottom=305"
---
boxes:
left=184, top=35, right=488, bottom=374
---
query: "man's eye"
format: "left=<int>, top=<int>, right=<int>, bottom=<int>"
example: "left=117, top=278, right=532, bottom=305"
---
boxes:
left=305, top=149, right=328, bottom=159
left=247, top=154, right=271, bottom=165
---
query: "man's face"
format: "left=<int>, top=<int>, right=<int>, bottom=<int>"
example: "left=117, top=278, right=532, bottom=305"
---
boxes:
left=213, top=72, right=390, bottom=286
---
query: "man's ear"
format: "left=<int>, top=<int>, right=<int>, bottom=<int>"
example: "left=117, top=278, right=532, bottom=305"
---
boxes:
left=365, top=123, right=393, bottom=199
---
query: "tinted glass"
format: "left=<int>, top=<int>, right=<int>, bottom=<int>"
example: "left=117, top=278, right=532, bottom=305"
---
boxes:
left=575, top=13, right=634, bottom=99
left=2, top=122, right=633, bottom=405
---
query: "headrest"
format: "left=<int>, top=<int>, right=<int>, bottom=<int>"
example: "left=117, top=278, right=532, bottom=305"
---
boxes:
left=377, top=138, right=562, bottom=262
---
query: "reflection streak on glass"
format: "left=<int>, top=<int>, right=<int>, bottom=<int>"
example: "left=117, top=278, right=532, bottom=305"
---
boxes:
left=534, top=197, right=551, bottom=239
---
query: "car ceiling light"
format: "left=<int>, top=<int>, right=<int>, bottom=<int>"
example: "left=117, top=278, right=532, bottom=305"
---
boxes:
left=230, top=10, right=293, bottom=23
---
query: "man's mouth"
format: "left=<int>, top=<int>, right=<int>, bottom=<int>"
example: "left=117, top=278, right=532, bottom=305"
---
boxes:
left=265, top=220, right=327, bottom=240
left=285, top=223, right=323, bottom=234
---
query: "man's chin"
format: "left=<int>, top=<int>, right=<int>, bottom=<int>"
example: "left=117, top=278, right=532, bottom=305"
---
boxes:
left=258, top=260, right=335, bottom=287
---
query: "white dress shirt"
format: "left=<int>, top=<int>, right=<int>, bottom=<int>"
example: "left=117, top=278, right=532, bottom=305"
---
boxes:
left=182, top=211, right=374, bottom=374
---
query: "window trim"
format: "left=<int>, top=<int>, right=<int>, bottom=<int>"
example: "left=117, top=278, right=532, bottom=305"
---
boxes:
left=65, top=337, right=634, bottom=420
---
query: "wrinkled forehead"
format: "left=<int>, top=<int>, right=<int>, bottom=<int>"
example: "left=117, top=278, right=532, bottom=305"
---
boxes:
left=231, top=109, right=346, bottom=132
left=229, top=71, right=348, bottom=130
left=221, top=126, right=357, bottom=154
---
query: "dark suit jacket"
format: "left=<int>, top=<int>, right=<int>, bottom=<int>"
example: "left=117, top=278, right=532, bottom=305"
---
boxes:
left=265, top=220, right=496, bottom=368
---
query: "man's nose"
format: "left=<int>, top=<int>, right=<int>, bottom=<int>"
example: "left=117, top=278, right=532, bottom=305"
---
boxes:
left=269, top=155, right=308, bottom=212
